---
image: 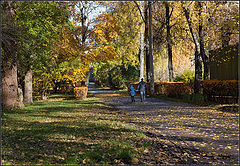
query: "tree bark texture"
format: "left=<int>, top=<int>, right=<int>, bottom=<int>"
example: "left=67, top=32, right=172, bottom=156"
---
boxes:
left=166, top=2, right=174, bottom=82
left=23, top=69, right=33, bottom=104
left=144, top=1, right=150, bottom=83
left=81, top=1, right=87, bottom=45
left=2, top=61, right=20, bottom=108
left=182, top=3, right=202, bottom=93
left=139, top=1, right=145, bottom=81
left=18, top=87, right=24, bottom=107
left=198, top=2, right=209, bottom=80
left=148, top=2, right=155, bottom=96
left=1, top=2, right=24, bottom=108
left=194, top=50, right=202, bottom=94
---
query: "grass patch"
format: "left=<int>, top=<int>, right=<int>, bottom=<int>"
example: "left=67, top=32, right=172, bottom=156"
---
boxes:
left=2, top=94, right=149, bottom=165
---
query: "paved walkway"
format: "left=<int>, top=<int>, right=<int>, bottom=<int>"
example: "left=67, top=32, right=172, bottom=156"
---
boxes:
left=88, top=83, right=239, bottom=165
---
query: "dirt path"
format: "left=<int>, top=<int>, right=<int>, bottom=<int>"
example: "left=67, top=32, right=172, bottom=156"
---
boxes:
left=88, top=83, right=239, bottom=165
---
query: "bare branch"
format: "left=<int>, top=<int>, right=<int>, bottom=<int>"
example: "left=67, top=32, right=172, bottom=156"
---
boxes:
left=133, top=1, right=145, bottom=22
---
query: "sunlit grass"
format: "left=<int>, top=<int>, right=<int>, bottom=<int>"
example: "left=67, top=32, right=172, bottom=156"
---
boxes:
left=2, top=94, right=151, bottom=165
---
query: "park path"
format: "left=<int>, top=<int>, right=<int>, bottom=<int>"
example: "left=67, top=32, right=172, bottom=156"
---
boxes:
left=88, top=83, right=239, bottom=165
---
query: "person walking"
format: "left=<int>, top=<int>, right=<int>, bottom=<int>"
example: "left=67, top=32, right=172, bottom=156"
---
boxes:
left=129, top=85, right=137, bottom=102
left=137, top=78, right=147, bottom=102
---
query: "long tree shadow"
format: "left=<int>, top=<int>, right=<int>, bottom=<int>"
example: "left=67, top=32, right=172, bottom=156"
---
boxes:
left=2, top=94, right=146, bottom=165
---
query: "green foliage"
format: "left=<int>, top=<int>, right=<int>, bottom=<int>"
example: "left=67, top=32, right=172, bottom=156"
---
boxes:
left=94, top=62, right=139, bottom=89
left=93, top=62, right=112, bottom=87
left=174, top=70, right=195, bottom=83
left=108, top=63, right=139, bottom=89
left=11, top=1, right=71, bottom=94
left=108, top=65, right=126, bottom=89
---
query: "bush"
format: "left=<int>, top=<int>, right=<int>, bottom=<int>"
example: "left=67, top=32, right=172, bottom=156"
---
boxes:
left=128, top=82, right=194, bottom=98
left=94, top=62, right=111, bottom=87
left=201, top=80, right=238, bottom=103
left=165, top=82, right=194, bottom=98
left=174, top=70, right=195, bottom=83
left=129, top=80, right=238, bottom=103
left=74, top=87, right=88, bottom=100
left=108, top=66, right=126, bottom=89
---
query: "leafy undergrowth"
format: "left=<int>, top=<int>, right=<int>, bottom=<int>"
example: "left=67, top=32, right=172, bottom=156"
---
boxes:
left=2, top=95, right=153, bottom=165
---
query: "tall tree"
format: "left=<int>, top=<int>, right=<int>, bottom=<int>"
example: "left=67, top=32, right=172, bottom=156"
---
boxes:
left=139, top=1, right=145, bottom=81
left=182, top=2, right=202, bottom=93
left=1, top=2, right=24, bottom=108
left=69, top=1, right=102, bottom=85
left=165, top=2, right=174, bottom=82
left=133, top=1, right=146, bottom=81
left=197, top=2, right=209, bottom=80
left=148, top=1, right=154, bottom=95
left=15, top=1, right=70, bottom=101
left=144, top=1, right=150, bottom=82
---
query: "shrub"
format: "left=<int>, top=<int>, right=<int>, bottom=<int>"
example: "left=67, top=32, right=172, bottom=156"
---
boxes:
left=165, top=82, right=194, bottom=98
left=93, top=62, right=111, bottom=87
left=122, top=64, right=139, bottom=82
left=74, top=87, right=88, bottom=100
left=108, top=66, right=126, bottom=89
left=174, top=70, right=195, bottom=83
left=129, top=82, right=194, bottom=97
left=201, top=80, right=238, bottom=102
left=129, top=80, right=238, bottom=103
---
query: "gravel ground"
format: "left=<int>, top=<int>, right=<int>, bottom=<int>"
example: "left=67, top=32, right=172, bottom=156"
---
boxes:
left=88, top=83, right=239, bottom=165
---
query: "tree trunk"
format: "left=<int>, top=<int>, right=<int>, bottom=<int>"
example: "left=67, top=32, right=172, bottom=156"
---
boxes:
left=198, top=2, right=209, bottom=80
left=2, top=61, right=21, bottom=108
left=139, top=1, right=145, bottom=81
left=166, top=2, right=174, bottom=82
left=80, top=1, right=89, bottom=86
left=1, top=2, right=24, bottom=108
left=144, top=1, right=150, bottom=82
left=81, top=1, right=87, bottom=45
left=194, top=50, right=202, bottom=94
left=199, top=23, right=209, bottom=81
left=18, top=87, right=24, bottom=107
left=182, top=3, right=202, bottom=93
left=148, top=1, right=154, bottom=96
left=23, top=69, right=33, bottom=104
